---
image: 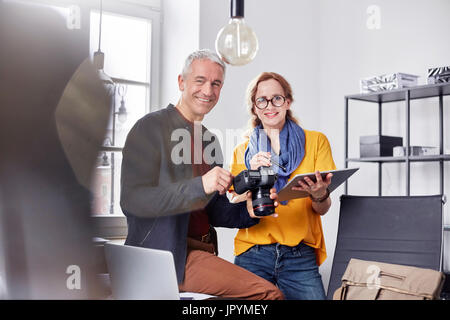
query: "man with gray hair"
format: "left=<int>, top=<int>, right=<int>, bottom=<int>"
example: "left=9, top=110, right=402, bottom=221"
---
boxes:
left=120, top=49, right=283, bottom=299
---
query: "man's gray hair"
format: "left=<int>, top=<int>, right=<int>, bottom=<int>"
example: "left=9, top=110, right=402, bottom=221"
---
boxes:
left=181, top=49, right=226, bottom=79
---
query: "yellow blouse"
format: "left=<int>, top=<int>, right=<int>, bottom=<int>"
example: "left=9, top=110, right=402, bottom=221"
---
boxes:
left=229, top=130, right=336, bottom=266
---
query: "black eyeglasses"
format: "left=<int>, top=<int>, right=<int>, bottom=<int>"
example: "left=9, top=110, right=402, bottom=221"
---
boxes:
left=254, top=95, right=286, bottom=109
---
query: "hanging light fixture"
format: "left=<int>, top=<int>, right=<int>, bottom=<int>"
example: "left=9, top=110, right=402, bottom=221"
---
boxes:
left=93, top=0, right=114, bottom=85
left=215, top=0, right=259, bottom=66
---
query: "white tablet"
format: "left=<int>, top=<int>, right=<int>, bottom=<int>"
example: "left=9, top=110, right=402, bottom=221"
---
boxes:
left=277, top=167, right=359, bottom=201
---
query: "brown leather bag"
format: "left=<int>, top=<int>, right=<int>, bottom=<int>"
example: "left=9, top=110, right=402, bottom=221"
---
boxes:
left=333, top=259, right=445, bottom=300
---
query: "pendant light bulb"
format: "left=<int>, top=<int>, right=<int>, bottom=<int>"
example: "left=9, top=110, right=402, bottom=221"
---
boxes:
left=215, top=0, right=258, bottom=66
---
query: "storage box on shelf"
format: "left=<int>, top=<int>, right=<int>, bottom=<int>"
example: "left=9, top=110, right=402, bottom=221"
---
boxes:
left=360, top=73, right=419, bottom=94
left=359, top=135, right=403, bottom=157
left=428, top=66, right=450, bottom=84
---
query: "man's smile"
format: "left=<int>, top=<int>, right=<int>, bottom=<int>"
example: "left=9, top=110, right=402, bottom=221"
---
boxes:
left=196, top=96, right=214, bottom=103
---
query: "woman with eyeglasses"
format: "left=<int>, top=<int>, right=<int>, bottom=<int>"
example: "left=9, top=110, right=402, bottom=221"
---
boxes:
left=229, top=72, right=336, bottom=300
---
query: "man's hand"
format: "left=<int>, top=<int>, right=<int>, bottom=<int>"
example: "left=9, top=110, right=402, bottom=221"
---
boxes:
left=201, top=166, right=233, bottom=195
left=246, top=188, right=279, bottom=219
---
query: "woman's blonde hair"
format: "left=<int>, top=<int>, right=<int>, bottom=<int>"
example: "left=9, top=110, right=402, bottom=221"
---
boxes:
left=245, top=72, right=299, bottom=134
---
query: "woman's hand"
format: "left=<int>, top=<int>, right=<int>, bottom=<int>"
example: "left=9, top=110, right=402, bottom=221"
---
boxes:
left=292, top=171, right=333, bottom=215
left=249, top=151, right=272, bottom=170
left=291, top=171, right=332, bottom=199
left=246, top=188, right=279, bottom=219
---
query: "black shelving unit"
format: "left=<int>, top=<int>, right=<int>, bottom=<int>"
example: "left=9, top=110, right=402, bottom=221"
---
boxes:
left=343, top=81, right=450, bottom=240
left=344, top=82, right=450, bottom=198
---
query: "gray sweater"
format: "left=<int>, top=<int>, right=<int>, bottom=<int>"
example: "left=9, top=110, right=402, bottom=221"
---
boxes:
left=120, top=104, right=258, bottom=283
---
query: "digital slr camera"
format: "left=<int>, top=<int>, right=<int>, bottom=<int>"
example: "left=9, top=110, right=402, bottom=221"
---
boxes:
left=232, top=166, right=278, bottom=216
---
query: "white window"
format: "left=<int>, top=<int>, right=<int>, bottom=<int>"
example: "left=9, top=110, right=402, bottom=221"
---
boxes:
left=17, top=0, right=160, bottom=235
left=89, top=0, right=160, bottom=217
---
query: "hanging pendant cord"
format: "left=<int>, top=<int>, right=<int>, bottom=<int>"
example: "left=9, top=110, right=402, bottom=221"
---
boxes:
left=98, top=0, right=103, bottom=52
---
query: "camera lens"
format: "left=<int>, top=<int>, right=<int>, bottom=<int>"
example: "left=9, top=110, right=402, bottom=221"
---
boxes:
left=251, top=187, right=275, bottom=216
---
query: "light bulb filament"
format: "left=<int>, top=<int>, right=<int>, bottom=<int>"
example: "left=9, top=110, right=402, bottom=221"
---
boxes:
left=236, top=20, right=241, bottom=57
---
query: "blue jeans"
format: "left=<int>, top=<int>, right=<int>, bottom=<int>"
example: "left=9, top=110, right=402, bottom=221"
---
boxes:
left=234, top=242, right=326, bottom=300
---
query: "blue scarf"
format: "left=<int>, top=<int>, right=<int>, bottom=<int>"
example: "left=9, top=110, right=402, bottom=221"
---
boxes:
left=244, top=119, right=305, bottom=205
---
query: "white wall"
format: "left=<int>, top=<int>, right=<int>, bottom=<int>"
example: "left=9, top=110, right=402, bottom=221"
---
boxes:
left=200, top=0, right=321, bottom=145
left=160, top=0, right=200, bottom=107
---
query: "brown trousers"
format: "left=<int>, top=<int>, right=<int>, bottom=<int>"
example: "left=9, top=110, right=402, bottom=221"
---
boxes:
left=179, top=242, right=284, bottom=300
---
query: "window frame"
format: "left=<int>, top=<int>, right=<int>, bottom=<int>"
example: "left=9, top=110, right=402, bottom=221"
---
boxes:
left=88, top=0, right=161, bottom=238
left=15, top=0, right=161, bottom=238
left=89, top=0, right=161, bottom=113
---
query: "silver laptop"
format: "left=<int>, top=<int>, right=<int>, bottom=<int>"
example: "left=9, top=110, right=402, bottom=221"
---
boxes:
left=104, top=242, right=180, bottom=300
